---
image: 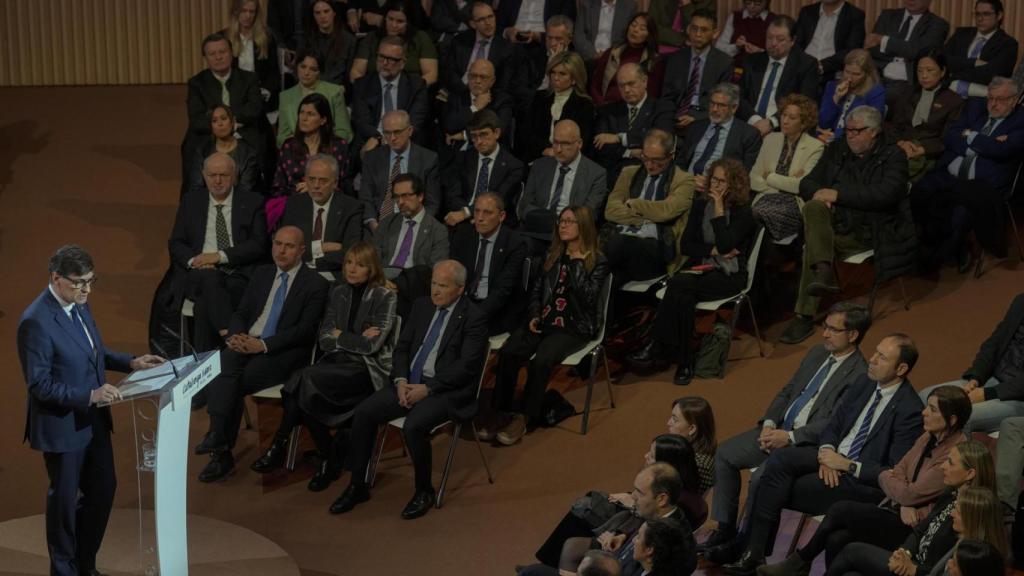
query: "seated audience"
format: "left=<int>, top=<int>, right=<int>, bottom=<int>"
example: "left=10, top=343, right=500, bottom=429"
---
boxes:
left=359, top=110, right=440, bottom=226
left=588, top=13, right=665, bottom=107
left=345, top=0, right=390, bottom=35
left=450, top=192, right=529, bottom=335
left=515, top=15, right=576, bottom=98
left=736, top=16, right=819, bottom=137
left=573, top=0, right=637, bottom=64
left=795, top=0, right=867, bottom=82
left=518, top=120, right=608, bottom=246
left=662, top=9, right=733, bottom=131
left=443, top=110, right=524, bottom=226
left=944, top=1, right=1019, bottom=99
left=700, top=301, right=869, bottom=556
left=196, top=226, right=330, bottom=482
left=520, top=51, right=596, bottom=163
left=350, top=1, right=439, bottom=86
left=185, top=104, right=262, bottom=196
left=710, top=333, right=924, bottom=574
left=328, top=260, right=489, bottom=519
left=779, top=106, right=914, bottom=345
left=886, top=49, right=964, bottom=182
left=603, top=128, right=694, bottom=288
left=491, top=205, right=609, bottom=445
left=627, top=158, right=756, bottom=386
left=578, top=550, right=622, bottom=576
left=372, top=173, right=449, bottom=317
left=667, top=396, right=717, bottom=494
left=715, top=0, right=773, bottom=70
left=761, top=390, right=977, bottom=576
left=441, top=2, right=519, bottom=98
left=496, top=0, right=576, bottom=47
left=750, top=94, right=824, bottom=243
left=350, top=36, right=430, bottom=152
left=277, top=52, right=354, bottom=147
left=918, top=292, right=1024, bottom=434
left=996, top=416, right=1023, bottom=513
left=911, top=77, right=1024, bottom=270
left=223, top=0, right=280, bottom=111
left=677, top=83, right=762, bottom=191
left=818, top=49, right=886, bottom=143
left=430, top=0, right=472, bottom=40
left=593, top=64, right=676, bottom=185
left=866, top=0, right=949, bottom=94
left=250, top=241, right=398, bottom=492
left=627, top=517, right=696, bottom=576
left=279, top=154, right=362, bottom=280
left=947, top=539, right=1007, bottom=576
left=441, top=60, right=516, bottom=153
left=303, top=0, right=358, bottom=87
left=649, top=0, right=715, bottom=54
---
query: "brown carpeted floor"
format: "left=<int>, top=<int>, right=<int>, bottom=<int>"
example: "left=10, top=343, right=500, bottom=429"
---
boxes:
left=0, top=86, right=1020, bottom=575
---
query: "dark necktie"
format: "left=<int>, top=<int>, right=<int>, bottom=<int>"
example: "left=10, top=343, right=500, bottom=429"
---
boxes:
left=71, top=306, right=95, bottom=351
left=474, top=157, right=492, bottom=203
left=626, top=176, right=659, bottom=233
left=782, top=356, right=836, bottom=430
left=692, top=124, right=722, bottom=176
left=261, top=272, right=289, bottom=338
left=380, top=154, right=403, bottom=219
left=410, top=307, right=449, bottom=384
left=627, top=106, right=639, bottom=130
left=848, top=389, right=883, bottom=460
left=312, top=207, right=325, bottom=242
left=215, top=204, right=230, bottom=251
left=678, top=54, right=702, bottom=116
left=896, top=14, right=913, bottom=41
left=383, top=82, right=395, bottom=114
left=471, top=238, right=489, bottom=297
left=548, top=164, right=571, bottom=211
left=391, top=219, right=417, bottom=268
left=756, top=61, right=781, bottom=118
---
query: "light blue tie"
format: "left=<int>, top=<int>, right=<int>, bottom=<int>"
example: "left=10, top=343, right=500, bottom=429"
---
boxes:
left=782, top=357, right=835, bottom=430
left=847, top=389, right=883, bottom=460
left=410, top=308, right=449, bottom=384
left=756, top=61, right=781, bottom=118
left=261, top=272, right=289, bottom=338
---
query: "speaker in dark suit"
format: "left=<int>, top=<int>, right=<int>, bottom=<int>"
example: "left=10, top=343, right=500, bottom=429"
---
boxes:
left=442, top=109, right=525, bottom=225
left=867, top=8, right=949, bottom=87
left=795, top=1, right=866, bottom=80
left=198, top=226, right=330, bottom=482
left=350, top=58, right=430, bottom=150
left=18, top=246, right=163, bottom=576
left=331, top=261, right=489, bottom=519
left=736, top=21, right=820, bottom=131
left=944, top=23, right=1019, bottom=98
left=440, top=4, right=520, bottom=98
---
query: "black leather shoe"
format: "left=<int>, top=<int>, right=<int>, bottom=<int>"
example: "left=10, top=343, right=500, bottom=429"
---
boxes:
left=194, top=432, right=224, bottom=456
left=673, top=364, right=694, bottom=386
left=198, top=451, right=235, bottom=483
left=627, top=339, right=658, bottom=369
left=307, top=459, right=341, bottom=492
left=401, top=489, right=436, bottom=519
left=250, top=436, right=289, bottom=474
left=329, top=483, right=370, bottom=515
left=697, top=526, right=737, bottom=553
left=724, top=551, right=765, bottom=576
left=704, top=539, right=743, bottom=565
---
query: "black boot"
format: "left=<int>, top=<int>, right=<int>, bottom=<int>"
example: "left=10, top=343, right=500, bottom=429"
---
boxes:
left=307, top=458, right=341, bottom=492
left=627, top=338, right=659, bottom=369
left=250, top=435, right=289, bottom=473
left=673, top=352, right=694, bottom=386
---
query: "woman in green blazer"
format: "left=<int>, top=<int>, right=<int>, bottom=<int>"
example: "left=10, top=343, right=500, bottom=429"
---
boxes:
left=277, top=52, right=354, bottom=146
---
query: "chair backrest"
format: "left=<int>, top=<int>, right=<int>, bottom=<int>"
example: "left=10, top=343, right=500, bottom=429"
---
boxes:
left=473, top=338, right=494, bottom=403
left=592, top=273, right=614, bottom=345
left=521, top=256, right=531, bottom=291
left=742, top=227, right=766, bottom=294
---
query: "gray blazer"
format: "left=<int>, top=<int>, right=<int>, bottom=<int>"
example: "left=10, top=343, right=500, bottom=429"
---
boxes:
left=870, top=9, right=950, bottom=82
left=573, top=0, right=637, bottom=61
left=372, top=210, right=450, bottom=269
left=760, top=344, right=868, bottom=446
left=358, top=142, right=440, bottom=223
left=518, top=154, right=608, bottom=223
left=317, top=283, right=399, bottom=392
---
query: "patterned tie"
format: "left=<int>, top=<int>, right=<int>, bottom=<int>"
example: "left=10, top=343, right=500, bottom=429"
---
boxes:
left=219, top=78, right=230, bottom=106
left=958, top=119, right=995, bottom=180
left=471, top=238, right=489, bottom=298
left=473, top=157, right=492, bottom=204
left=692, top=124, right=721, bottom=176
left=548, top=164, right=572, bottom=211
left=782, top=357, right=836, bottom=430
left=380, top=154, right=403, bottom=219
left=409, top=308, right=449, bottom=384
left=261, top=272, right=290, bottom=338
left=678, top=54, right=702, bottom=116
left=391, top=219, right=416, bottom=267
left=215, top=204, right=230, bottom=251
left=312, top=207, right=325, bottom=241
left=757, top=61, right=781, bottom=118
left=847, top=389, right=883, bottom=460
left=70, top=306, right=95, bottom=351
left=627, top=106, right=639, bottom=130
left=383, top=82, right=395, bottom=114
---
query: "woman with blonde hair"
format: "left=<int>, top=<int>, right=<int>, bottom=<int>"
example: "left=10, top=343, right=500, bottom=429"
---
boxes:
left=818, top=49, right=885, bottom=142
left=223, top=0, right=281, bottom=109
left=520, top=52, right=596, bottom=161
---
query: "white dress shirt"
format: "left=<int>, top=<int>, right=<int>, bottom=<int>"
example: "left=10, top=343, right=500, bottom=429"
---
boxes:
left=805, top=2, right=844, bottom=62
left=881, top=11, right=923, bottom=82
left=310, top=192, right=334, bottom=262
left=749, top=56, right=788, bottom=126
left=763, top=348, right=856, bottom=443
left=249, top=265, right=301, bottom=338
left=193, top=192, right=233, bottom=267
left=952, top=29, right=997, bottom=98
left=419, top=298, right=459, bottom=380
left=465, top=145, right=501, bottom=215
left=237, top=34, right=256, bottom=73
left=594, top=0, right=617, bottom=55
left=621, top=172, right=661, bottom=240
left=548, top=153, right=583, bottom=213
left=48, top=285, right=95, bottom=349
left=827, top=381, right=901, bottom=476
left=947, top=117, right=1004, bottom=180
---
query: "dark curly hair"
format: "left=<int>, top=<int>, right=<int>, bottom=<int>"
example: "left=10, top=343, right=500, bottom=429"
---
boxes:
left=641, top=517, right=690, bottom=576
left=707, top=157, right=750, bottom=207
left=777, top=93, right=818, bottom=133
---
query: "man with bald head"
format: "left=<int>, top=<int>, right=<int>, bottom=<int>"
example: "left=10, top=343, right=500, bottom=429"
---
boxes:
left=196, top=225, right=329, bottom=482
left=442, top=59, right=516, bottom=151
left=331, top=260, right=489, bottom=519
left=442, top=1, right=519, bottom=97
left=350, top=35, right=430, bottom=151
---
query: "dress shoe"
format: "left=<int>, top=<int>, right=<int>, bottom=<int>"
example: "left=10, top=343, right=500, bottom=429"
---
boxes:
left=704, top=539, right=743, bottom=565
left=627, top=339, right=663, bottom=370
left=401, top=490, right=436, bottom=519
left=194, top=432, right=225, bottom=456
left=697, top=526, right=737, bottom=553
left=673, top=363, right=694, bottom=386
left=757, top=552, right=810, bottom=576
left=250, top=436, right=289, bottom=473
left=307, top=459, right=341, bottom=492
left=496, top=414, right=528, bottom=446
left=198, top=451, right=235, bottom=483
left=805, top=266, right=840, bottom=297
left=329, top=483, right=370, bottom=515
left=724, top=551, right=765, bottom=576
left=778, top=315, right=816, bottom=345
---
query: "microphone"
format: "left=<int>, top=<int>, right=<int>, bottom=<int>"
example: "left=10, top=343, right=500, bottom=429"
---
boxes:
left=161, top=324, right=200, bottom=363
left=149, top=339, right=180, bottom=379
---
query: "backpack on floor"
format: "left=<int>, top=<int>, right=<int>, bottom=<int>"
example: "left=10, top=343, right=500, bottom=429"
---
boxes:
left=693, top=322, right=733, bottom=379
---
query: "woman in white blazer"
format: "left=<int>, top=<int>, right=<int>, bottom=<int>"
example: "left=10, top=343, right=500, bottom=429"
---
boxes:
left=750, top=94, right=824, bottom=243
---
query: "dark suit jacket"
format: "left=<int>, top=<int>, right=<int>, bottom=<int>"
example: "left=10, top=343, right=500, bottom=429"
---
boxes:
left=818, top=375, right=924, bottom=484
left=944, top=27, right=1019, bottom=87
left=229, top=264, right=329, bottom=356
left=169, top=189, right=268, bottom=278
left=358, top=143, right=441, bottom=222
left=443, top=146, right=525, bottom=216
left=18, top=289, right=135, bottom=453
left=795, top=2, right=867, bottom=79
left=870, top=9, right=950, bottom=82
left=431, top=0, right=473, bottom=37
left=350, top=73, right=430, bottom=144
left=185, top=68, right=266, bottom=146
left=761, top=345, right=868, bottom=446
left=738, top=49, right=820, bottom=123
left=441, top=89, right=516, bottom=145
left=372, top=210, right=451, bottom=268
left=520, top=91, right=596, bottom=162
left=279, top=192, right=363, bottom=273
left=496, top=0, right=575, bottom=30
left=392, top=296, right=489, bottom=420
left=219, top=27, right=282, bottom=111
left=887, top=87, right=964, bottom=159
left=441, top=30, right=520, bottom=97
left=574, top=0, right=636, bottom=61
left=939, top=101, right=1024, bottom=194
left=518, top=154, right=608, bottom=228
left=662, top=46, right=734, bottom=123
left=964, top=293, right=1024, bottom=401
left=677, top=117, right=762, bottom=172
left=451, top=225, right=529, bottom=334
left=595, top=96, right=677, bottom=160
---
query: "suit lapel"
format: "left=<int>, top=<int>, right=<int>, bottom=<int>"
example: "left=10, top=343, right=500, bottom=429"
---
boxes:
left=54, top=306, right=96, bottom=362
left=437, top=298, right=466, bottom=354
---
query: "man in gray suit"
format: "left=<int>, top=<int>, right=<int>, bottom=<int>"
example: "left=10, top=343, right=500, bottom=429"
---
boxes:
left=573, top=0, right=637, bottom=63
left=518, top=120, right=608, bottom=247
left=373, top=173, right=449, bottom=317
left=865, top=0, right=949, bottom=91
left=701, top=301, right=871, bottom=556
left=359, top=110, right=440, bottom=232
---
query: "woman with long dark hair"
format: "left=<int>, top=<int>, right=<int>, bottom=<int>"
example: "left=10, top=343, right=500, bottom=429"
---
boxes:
left=185, top=104, right=262, bottom=195
left=349, top=0, right=438, bottom=85
left=668, top=396, right=717, bottom=493
left=303, top=0, right=358, bottom=87
left=589, top=12, right=665, bottom=106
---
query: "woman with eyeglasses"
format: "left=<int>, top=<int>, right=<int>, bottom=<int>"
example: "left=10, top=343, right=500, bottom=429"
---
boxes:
left=628, top=158, right=756, bottom=386
left=349, top=1, right=438, bottom=85
left=490, top=206, right=608, bottom=446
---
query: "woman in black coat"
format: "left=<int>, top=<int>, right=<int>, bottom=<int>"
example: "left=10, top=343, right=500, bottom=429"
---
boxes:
left=518, top=51, right=596, bottom=163
left=185, top=104, right=262, bottom=195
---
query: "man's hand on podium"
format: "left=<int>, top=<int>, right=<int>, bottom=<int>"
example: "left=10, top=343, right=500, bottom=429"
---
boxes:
left=91, top=383, right=122, bottom=405
left=131, top=354, right=166, bottom=371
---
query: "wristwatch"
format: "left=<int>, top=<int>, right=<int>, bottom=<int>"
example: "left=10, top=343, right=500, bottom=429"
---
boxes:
left=847, top=461, right=858, bottom=475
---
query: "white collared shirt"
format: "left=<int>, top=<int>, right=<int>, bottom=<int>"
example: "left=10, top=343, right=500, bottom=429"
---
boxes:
left=465, top=145, right=501, bottom=215
left=881, top=10, right=923, bottom=81
left=805, top=2, right=845, bottom=61
left=419, top=297, right=460, bottom=379
left=836, top=381, right=901, bottom=458
left=595, top=0, right=617, bottom=55
left=952, top=29, right=998, bottom=97
left=749, top=56, right=788, bottom=126
left=548, top=153, right=583, bottom=213
left=621, top=172, right=661, bottom=240
left=310, top=193, right=334, bottom=262
left=238, top=33, right=256, bottom=72
left=249, top=265, right=301, bottom=338
left=769, top=349, right=856, bottom=439
left=48, top=284, right=95, bottom=349
left=514, top=0, right=546, bottom=33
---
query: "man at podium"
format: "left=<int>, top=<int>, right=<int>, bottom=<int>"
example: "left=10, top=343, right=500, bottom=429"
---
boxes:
left=17, top=245, right=165, bottom=576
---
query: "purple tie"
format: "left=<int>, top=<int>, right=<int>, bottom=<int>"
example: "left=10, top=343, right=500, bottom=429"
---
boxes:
left=391, top=219, right=416, bottom=267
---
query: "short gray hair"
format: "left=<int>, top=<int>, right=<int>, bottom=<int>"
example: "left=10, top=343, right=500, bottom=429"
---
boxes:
left=304, top=153, right=339, bottom=179
left=435, top=259, right=468, bottom=286
left=710, top=82, right=740, bottom=107
left=546, top=15, right=573, bottom=35
left=382, top=109, right=410, bottom=128
left=643, top=129, right=675, bottom=156
left=989, top=76, right=1021, bottom=97
left=845, top=105, right=882, bottom=130
left=202, top=151, right=237, bottom=175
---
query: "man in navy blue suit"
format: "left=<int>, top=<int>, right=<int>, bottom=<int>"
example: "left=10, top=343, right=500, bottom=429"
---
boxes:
left=17, top=245, right=164, bottom=576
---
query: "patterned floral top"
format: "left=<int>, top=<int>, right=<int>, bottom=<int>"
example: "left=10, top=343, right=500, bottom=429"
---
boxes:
left=541, top=257, right=571, bottom=332
left=270, top=135, right=349, bottom=198
left=695, top=450, right=716, bottom=494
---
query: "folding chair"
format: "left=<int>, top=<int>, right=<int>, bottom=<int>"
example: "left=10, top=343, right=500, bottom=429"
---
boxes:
left=486, top=256, right=531, bottom=353
left=839, top=249, right=910, bottom=317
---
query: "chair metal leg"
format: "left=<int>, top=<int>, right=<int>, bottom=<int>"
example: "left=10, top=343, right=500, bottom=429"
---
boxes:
left=367, top=426, right=389, bottom=487
left=746, top=297, right=766, bottom=358
left=580, top=351, right=599, bottom=435
left=788, top=513, right=810, bottom=555
left=285, top=425, right=302, bottom=471
left=471, top=423, right=494, bottom=484
left=1008, top=203, right=1024, bottom=260
left=436, top=423, right=461, bottom=509
left=179, top=312, right=187, bottom=358
left=974, top=251, right=986, bottom=279
left=602, top=349, right=615, bottom=409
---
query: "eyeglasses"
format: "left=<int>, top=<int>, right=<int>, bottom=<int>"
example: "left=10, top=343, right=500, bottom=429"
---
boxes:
left=845, top=126, right=872, bottom=136
left=640, top=154, right=671, bottom=164
left=471, top=13, right=495, bottom=23
left=305, top=176, right=334, bottom=186
left=822, top=322, right=849, bottom=334
left=987, top=94, right=1016, bottom=103
left=62, top=275, right=98, bottom=290
left=708, top=100, right=732, bottom=109
left=393, top=191, right=418, bottom=200
left=382, top=127, right=410, bottom=137
left=377, top=54, right=405, bottom=64
left=558, top=218, right=579, bottom=226
left=709, top=176, right=727, bottom=186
